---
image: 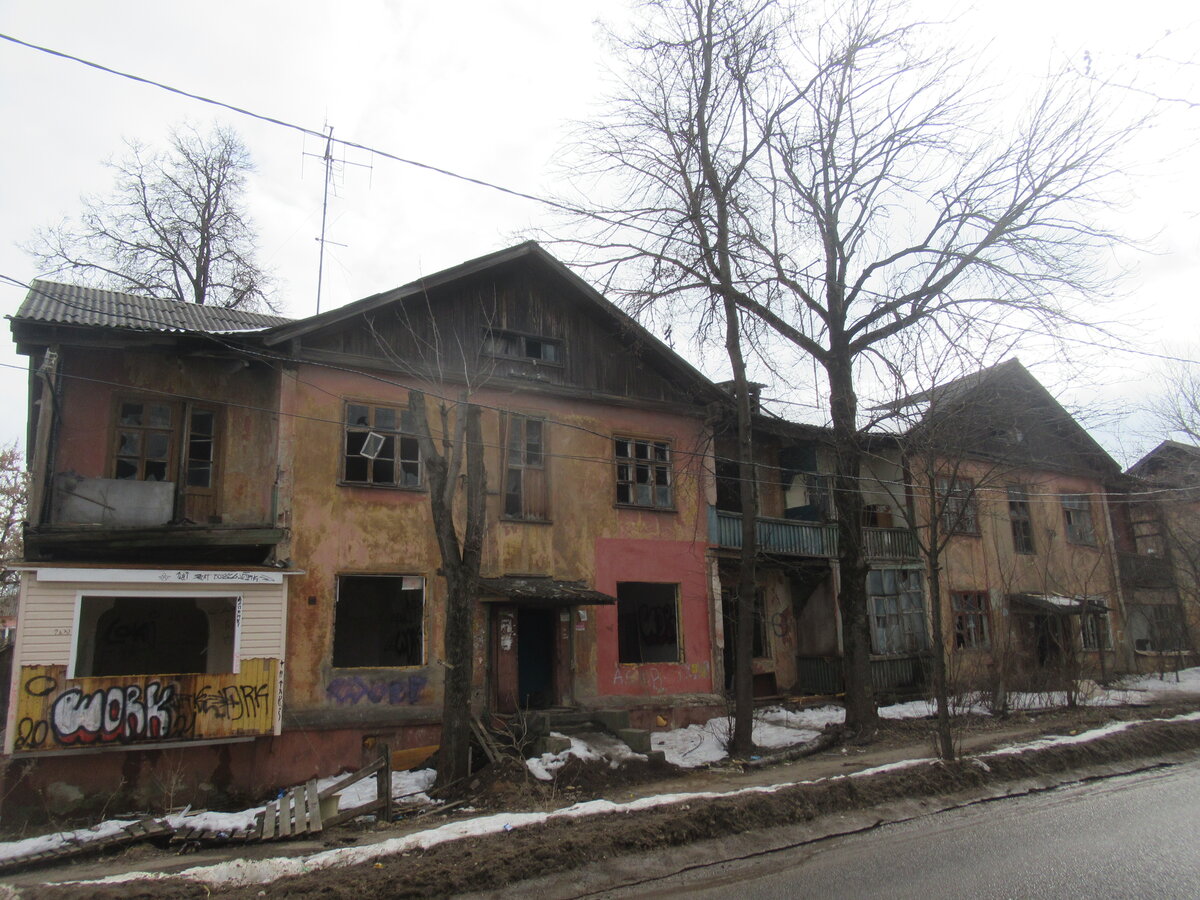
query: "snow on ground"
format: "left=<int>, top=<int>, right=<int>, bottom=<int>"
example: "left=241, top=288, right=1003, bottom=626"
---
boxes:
left=0, top=819, right=133, bottom=865
left=525, top=734, right=603, bottom=781
left=1122, top=666, right=1200, bottom=694
left=51, top=711, right=1195, bottom=892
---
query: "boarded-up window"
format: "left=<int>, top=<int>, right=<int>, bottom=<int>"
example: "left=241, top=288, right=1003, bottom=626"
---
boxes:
left=333, top=575, right=424, bottom=667
left=503, top=414, right=548, bottom=520
left=617, top=582, right=680, bottom=663
left=74, top=595, right=238, bottom=677
left=343, top=403, right=421, bottom=487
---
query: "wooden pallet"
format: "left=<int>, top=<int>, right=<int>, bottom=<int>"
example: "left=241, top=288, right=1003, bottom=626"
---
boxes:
left=0, top=817, right=172, bottom=874
left=255, top=779, right=323, bottom=840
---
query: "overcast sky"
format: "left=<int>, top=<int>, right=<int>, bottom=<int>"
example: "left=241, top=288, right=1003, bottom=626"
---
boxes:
left=1, top=0, right=1196, bottom=466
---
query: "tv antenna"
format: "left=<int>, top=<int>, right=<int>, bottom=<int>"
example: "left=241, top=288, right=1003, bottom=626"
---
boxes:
left=304, top=125, right=372, bottom=314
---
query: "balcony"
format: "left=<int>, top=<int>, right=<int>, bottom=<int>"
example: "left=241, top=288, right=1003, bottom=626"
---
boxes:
left=709, top=507, right=838, bottom=558
left=863, top=526, right=919, bottom=561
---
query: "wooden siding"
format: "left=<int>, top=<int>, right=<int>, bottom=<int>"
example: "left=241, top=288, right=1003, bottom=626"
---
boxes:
left=298, top=263, right=702, bottom=406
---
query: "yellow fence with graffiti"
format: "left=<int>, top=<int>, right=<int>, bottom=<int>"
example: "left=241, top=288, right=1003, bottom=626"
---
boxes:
left=11, top=658, right=280, bottom=753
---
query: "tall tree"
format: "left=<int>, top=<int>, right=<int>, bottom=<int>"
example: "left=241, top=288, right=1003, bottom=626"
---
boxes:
left=0, top=442, right=27, bottom=600
left=563, top=0, right=1133, bottom=733
left=26, top=123, right=272, bottom=310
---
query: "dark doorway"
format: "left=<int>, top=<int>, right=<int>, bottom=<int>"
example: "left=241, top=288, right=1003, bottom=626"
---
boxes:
left=517, top=608, right=555, bottom=708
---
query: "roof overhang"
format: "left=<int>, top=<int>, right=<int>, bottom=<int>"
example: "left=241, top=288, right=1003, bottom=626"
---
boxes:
left=477, top=576, right=616, bottom=607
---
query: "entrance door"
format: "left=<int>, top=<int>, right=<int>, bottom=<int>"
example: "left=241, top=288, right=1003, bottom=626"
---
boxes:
left=518, top=608, right=555, bottom=709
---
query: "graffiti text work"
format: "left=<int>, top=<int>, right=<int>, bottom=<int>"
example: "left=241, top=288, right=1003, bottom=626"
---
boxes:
left=326, top=674, right=428, bottom=706
left=12, top=663, right=277, bottom=752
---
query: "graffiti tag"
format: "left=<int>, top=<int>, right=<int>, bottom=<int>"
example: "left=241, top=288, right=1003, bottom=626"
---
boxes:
left=50, top=682, right=175, bottom=745
left=326, top=674, right=428, bottom=706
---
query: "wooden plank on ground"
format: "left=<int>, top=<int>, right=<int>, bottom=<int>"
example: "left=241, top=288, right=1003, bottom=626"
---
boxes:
left=0, top=818, right=172, bottom=874
left=305, top=780, right=322, bottom=834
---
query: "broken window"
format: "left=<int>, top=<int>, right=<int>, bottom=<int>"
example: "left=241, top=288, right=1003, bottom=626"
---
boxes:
left=503, top=414, right=548, bottom=520
left=868, top=569, right=928, bottom=654
left=113, top=401, right=221, bottom=489
left=343, top=403, right=421, bottom=487
left=952, top=591, right=991, bottom=650
left=1007, top=486, right=1035, bottom=554
left=1128, top=603, right=1186, bottom=652
left=937, top=477, right=978, bottom=535
left=73, top=595, right=238, bottom=677
left=482, top=328, right=563, bottom=364
left=617, top=582, right=680, bottom=663
left=333, top=575, right=424, bottom=667
left=615, top=438, right=673, bottom=509
left=1081, top=611, right=1112, bottom=651
left=1061, top=494, right=1097, bottom=545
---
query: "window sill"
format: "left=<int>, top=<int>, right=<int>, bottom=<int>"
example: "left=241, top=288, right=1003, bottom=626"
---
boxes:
left=499, top=516, right=554, bottom=526
left=337, top=481, right=426, bottom=493
left=614, top=503, right=678, bottom=514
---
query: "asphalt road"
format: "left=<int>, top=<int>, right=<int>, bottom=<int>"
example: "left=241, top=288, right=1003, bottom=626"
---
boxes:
left=612, top=759, right=1200, bottom=899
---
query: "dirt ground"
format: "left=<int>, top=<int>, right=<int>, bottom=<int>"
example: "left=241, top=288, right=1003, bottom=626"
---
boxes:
left=8, top=698, right=1200, bottom=899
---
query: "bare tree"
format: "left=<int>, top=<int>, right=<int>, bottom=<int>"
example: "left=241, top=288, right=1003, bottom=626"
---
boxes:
left=25, top=123, right=273, bottom=310
left=562, top=0, right=1133, bottom=733
left=0, top=442, right=27, bottom=598
left=1151, top=359, right=1200, bottom=445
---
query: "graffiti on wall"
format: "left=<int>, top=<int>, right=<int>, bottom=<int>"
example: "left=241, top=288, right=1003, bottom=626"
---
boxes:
left=11, top=658, right=279, bottom=753
left=325, top=674, right=429, bottom=706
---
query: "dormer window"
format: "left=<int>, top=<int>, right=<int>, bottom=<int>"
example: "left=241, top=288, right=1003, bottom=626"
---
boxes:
left=483, top=328, right=563, bottom=365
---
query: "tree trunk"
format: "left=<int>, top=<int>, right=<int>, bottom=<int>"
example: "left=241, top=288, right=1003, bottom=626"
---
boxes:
left=925, top=471, right=954, bottom=760
left=409, top=392, right=486, bottom=791
left=724, top=297, right=759, bottom=756
left=826, top=351, right=878, bottom=732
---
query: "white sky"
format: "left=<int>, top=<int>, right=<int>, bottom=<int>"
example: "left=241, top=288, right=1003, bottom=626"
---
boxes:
left=0, top=1, right=1196, bottom=466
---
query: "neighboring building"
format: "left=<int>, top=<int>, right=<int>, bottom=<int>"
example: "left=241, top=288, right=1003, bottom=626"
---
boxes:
left=3, top=243, right=730, bottom=815
left=1120, top=441, right=1200, bottom=670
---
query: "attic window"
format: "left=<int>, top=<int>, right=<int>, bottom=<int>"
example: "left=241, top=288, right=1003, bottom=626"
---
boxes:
left=483, top=329, right=563, bottom=365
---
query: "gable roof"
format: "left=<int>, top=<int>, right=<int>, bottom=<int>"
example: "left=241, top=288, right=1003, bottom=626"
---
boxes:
left=890, top=358, right=1121, bottom=480
left=259, top=241, right=725, bottom=403
left=13, top=280, right=290, bottom=334
left=1128, top=440, right=1200, bottom=485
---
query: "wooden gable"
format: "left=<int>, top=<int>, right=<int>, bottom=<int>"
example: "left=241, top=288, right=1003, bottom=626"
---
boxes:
left=283, top=247, right=718, bottom=409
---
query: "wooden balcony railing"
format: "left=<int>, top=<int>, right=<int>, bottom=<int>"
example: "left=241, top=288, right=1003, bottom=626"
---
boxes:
left=709, top=507, right=838, bottom=558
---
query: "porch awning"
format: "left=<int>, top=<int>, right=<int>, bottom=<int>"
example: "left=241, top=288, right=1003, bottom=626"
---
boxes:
left=477, top=576, right=617, bottom=607
left=1009, top=593, right=1109, bottom=616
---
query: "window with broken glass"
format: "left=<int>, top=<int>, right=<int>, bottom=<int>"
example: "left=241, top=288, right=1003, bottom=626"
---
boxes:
left=1061, top=494, right=1097, bottom=545
left=482, top=328, right=563, bottom=365
left=503, top=414, right=548, bottom=520
left=343, top=402, right=421, bottom=487
left=868, top=569, right=928, bottom=654
left=615, top=438, right=673, bottom=509
left=113, top=399, right=219, bottom=491
left=952, top=591, right=991, bottom=650
left=1007, top=486, right=1036, bottom=554
left=937, top=476, right=978, bottom=535
left=333, top=575, right=425, bottom=667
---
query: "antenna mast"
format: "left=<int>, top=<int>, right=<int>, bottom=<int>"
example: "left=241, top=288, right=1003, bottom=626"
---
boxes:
left=304, top=125, right=371, bottom=314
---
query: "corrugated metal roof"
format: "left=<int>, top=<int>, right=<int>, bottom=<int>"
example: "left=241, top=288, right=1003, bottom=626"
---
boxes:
left=14, top=280, right=292, bottom=334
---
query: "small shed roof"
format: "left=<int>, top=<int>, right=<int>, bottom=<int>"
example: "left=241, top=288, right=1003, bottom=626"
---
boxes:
left=477, top=576, right=616, bottom=607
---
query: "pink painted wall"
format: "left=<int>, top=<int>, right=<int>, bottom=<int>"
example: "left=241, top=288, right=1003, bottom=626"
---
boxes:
left=592, top=536, right=715, bottom=697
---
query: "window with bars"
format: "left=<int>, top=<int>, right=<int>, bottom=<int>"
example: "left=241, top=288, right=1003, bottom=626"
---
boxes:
left=503, top=414, right=548, bottom=520
left=343, top=403, right=421, bottom=487
left=1007, top=486, right=1036, bottom=554
left=937, top=476, right=978, bottom=535
left=1061, top=494, right=1097, bottom=545
left=868, top=569, right=928, bottom=654
left=952, top=591, right=991, bottom=650
left=615, top=438, right=673, bottom=509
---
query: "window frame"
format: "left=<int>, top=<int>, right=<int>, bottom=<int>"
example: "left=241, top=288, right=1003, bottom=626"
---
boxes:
left=1080, top=611, right=1112, bottom=651
left=867, top=568, right=929, bottom=655
left=1128, top=603, right=1187, bottom=653
left=341, top=401, right=422, bottom=489
left=482, top=328, right=564, bottom=366
left=1061, top=494, right=1097, bottom=546
left=112, top=398, right=177, bottom=483
left=1007, top=485, right=1036, bottom=555
left=332, top=574, right=426, bottom=669
left=110, top=397, right=223, bottom=508
left=501, top=413, right=550, bottom=522
left=614, top=437, right=675, bottom=510
left=616, top=581, right=681, bottom=664
left=937, top=476, right=979, bottom=536
left=952, top=590, right=991, bottom=650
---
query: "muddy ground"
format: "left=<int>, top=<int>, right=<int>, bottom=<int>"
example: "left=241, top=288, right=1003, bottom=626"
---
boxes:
left=10, top=700, right=1200, bottom=899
